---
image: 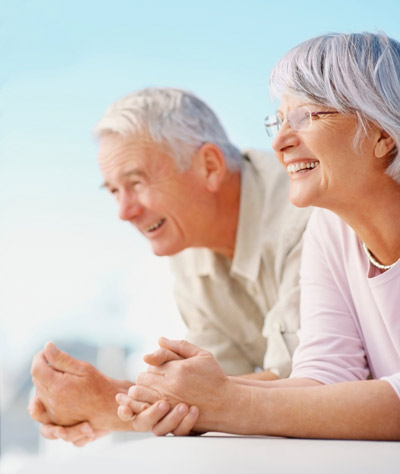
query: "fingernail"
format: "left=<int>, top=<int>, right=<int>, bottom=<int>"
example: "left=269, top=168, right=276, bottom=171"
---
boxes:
left=178, top=405, right=187, bottom=414
left=53, top=429, right=62, bottom=438
left=158, top=401, right=168, bottom=411
left=81, top=424, right=92, bottom=434
left=128, top=386, right=136, bottom=397
left=46, top=342, right=57, bottom=356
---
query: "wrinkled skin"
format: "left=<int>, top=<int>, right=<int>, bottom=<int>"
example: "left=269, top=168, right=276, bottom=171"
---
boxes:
left=30, top=342, right=133, bottom=435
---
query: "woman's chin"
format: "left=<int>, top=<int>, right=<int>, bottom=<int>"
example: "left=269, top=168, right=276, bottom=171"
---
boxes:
left=289, top=191, right=315, bottom=209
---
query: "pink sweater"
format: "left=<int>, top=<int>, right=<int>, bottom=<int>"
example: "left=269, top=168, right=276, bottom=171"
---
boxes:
left=290, top=208, right=400, bottom=397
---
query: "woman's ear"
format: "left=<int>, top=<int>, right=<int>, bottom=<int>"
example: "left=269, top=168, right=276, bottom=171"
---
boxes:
left=195, top=143, right=227, bottom=192
left=374, top=130, right=396, bottom=158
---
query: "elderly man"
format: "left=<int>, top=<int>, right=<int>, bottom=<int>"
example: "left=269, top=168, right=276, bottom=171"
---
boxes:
left=29, top=88, right=310, bottom=445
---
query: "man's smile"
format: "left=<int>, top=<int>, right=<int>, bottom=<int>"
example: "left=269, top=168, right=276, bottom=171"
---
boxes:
left=144, top=218, right=166, bottom=233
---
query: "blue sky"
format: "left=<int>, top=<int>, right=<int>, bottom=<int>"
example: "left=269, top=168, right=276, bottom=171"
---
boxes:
left=1, top=0, right=400, bottom=373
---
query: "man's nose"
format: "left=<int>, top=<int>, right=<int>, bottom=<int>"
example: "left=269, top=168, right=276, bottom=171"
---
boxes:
left=118, top=191, right=143, bottom=221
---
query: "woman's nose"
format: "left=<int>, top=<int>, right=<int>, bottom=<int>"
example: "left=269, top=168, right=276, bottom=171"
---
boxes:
left=272, top=122, right=300, bottom=155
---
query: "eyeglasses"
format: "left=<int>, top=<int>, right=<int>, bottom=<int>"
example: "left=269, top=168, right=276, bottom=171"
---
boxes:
left=264, top=107, right=338, bottom=137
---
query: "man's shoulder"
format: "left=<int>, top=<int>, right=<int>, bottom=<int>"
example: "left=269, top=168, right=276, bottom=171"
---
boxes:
left=241, top=148, right=292, bottom=194
left=242, top=148, right=311, bottom=230
left=241, top=148, right=279, bottom=171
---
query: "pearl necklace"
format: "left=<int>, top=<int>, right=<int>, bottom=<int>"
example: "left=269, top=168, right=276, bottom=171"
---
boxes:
left=362, top=242, right=400, bottom=271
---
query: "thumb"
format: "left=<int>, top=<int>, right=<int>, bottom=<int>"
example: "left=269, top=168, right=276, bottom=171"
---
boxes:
left=158, top=337, right=208, bottom=360
left=144, top=347, right=183, bottom=366
left=44, top=342, right=85, bottom=375
left=28, top=395, right=52, bottom=424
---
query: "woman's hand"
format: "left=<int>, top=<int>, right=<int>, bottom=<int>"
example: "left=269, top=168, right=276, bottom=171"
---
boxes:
left=129, top=338, right=236, bottom=433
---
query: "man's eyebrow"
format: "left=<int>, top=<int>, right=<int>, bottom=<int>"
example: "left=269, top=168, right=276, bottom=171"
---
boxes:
left=100, top=169, right=146, bottom=189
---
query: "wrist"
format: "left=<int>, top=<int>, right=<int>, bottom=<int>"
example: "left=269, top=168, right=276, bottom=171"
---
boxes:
left=195, top=378, right=249, bottom=434
left=94, top=378, right=135, bottom=431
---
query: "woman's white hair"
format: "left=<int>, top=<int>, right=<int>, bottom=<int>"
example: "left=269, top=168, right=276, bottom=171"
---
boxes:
left=269, top=32, right=400, bottom=184
left=93, top=87, right=242, bottom=171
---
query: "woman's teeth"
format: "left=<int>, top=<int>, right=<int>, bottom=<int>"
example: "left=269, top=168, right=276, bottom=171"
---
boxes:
left=287, top=161, right=319, bottom=174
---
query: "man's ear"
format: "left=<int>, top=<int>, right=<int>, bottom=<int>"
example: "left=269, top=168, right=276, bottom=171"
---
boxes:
left=374, top=130, right=396, bottom=158
left=195, top=143, right=227, bottom=192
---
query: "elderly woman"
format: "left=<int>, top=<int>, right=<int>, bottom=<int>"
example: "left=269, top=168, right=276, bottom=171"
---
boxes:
left=116, top=32, right=400, bottom=440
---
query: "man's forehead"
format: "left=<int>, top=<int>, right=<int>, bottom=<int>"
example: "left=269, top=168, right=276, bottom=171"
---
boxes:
left=98, top=133, right=178, bottom=183
left=98, top=132, right=158, bottom=155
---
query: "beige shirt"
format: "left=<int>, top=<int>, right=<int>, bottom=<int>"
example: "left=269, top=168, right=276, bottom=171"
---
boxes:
left=170, top=150, right=311, bottom=377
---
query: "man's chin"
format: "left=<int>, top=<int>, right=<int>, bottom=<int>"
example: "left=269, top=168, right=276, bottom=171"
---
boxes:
left=150, top=243, right=184, bottom=257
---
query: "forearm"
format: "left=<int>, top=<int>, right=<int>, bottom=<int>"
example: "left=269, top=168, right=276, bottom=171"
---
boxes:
left=211, top=379, right=400, bottom=440
left=89, top=377, right=135, bottom=431
left=235, top=370, right=279, bottom=381
left=228, top=375, right=320, bottom=388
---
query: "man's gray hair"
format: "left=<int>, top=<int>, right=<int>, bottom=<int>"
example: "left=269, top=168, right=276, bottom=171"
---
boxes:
left=94, top=87, right=242, bottom=171
left=269, top=32, right=400, bottom=184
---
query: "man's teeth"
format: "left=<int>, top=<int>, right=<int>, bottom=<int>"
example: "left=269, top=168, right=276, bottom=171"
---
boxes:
left=146, top=219, right=165, bottom=232
left=287, top=161, right=320, bottom=174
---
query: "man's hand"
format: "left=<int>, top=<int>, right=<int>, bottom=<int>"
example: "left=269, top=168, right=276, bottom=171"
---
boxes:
left=28, top=396, right=110, bottom=446
left=30, top=342, right=133, bottom=432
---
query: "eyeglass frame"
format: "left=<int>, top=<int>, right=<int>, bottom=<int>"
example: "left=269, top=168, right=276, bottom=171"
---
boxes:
left=264, top=107, right=338, bottom=137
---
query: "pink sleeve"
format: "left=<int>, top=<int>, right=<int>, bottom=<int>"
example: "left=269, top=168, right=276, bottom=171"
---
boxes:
left=290, top=210, right=370, bottom=383
left=380, top=373, right=400, bottom=398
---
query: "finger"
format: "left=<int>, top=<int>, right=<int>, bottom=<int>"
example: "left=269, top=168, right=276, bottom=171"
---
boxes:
left=72, top=428, right=111, bottom=446
left=158, top=337, right=209, bottom=360
left=116, top=392, right=151, bottom=412
left=31, top=352, right=56, bottom=390
left=152, top=403, right=190, bottom=437
left=144, top=347, right=183, bottom=366
left=40, top=423, right=68, bottom=440
left=131, top=401, right=170, bottom=432
left=73, top=436, right=95, bottom=447
left=28, top=396, right=52, bottom=424
left=172, top=406, right=200, bottom=436
left=136, top=371, right=163, bottom=388
left=43, top=342, right=87, bottom=376
left=128, top=385, right=161, bottom=404
left=40, top=421, right=97, bottom=444
left=117, top=405, right=136, bottom=422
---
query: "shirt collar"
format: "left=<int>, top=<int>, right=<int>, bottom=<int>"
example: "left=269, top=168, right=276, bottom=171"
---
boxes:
left=230, top=153, right=264, bottom=283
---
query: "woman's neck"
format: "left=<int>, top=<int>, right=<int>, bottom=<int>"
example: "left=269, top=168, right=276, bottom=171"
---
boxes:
left=333, top=179, right=400, bottom=267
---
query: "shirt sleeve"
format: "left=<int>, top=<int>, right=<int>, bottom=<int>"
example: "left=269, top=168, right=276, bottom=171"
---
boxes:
left=262, top=235, right=302, bottom=378
left=380, top=373, right=400, bottom=398
left=290, top=209, right=370, bottom=384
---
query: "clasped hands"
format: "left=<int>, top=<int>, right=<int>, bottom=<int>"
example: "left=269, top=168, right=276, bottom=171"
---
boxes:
left=29, top=337, right=231, bottom=445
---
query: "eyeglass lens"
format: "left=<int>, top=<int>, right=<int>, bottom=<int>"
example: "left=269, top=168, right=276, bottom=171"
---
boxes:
left=265, top=107, right=311, bottom=137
